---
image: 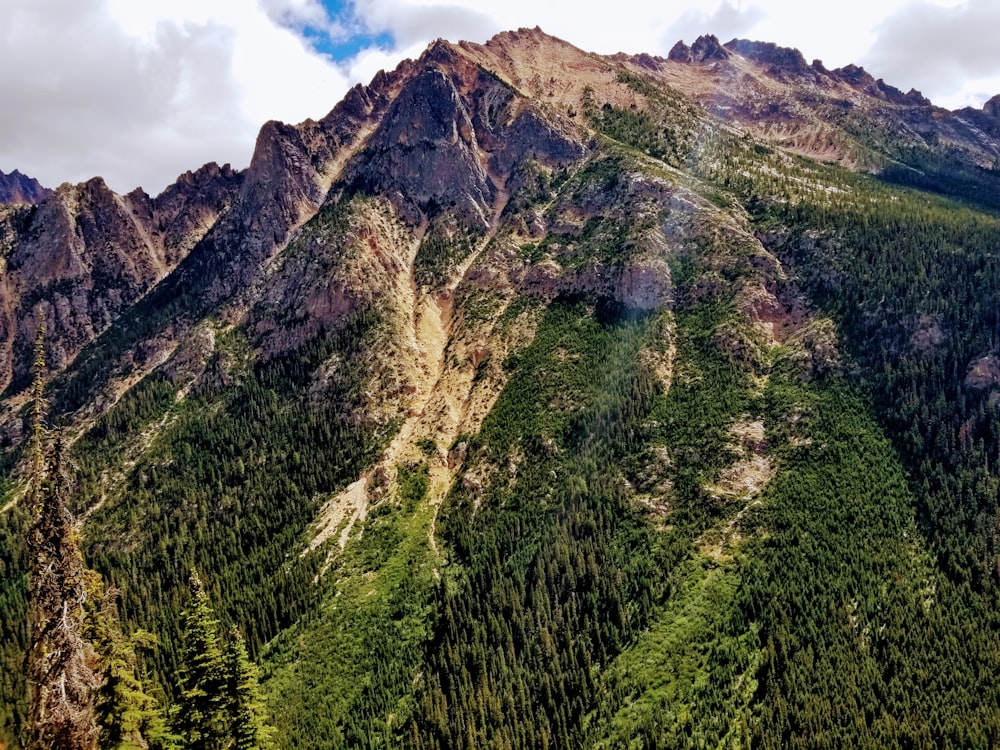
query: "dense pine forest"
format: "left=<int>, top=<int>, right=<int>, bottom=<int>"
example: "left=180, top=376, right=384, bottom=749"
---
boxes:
left=3, top=27, right=1000, bottom=749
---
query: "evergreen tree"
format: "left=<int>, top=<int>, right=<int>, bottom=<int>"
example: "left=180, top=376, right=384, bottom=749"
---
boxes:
left=225, top=628, right=275, bottom=750
left=25, top=318, right=102, bottom=750
left=174, top=573, right=227, bottom=749
left=90, top=587, right=176, bottom=750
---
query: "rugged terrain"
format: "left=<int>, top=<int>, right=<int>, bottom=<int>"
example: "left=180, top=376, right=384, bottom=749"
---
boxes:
left=3, top=27, right=1000, bottom=749
left=0, top=170, right=49, bottom=207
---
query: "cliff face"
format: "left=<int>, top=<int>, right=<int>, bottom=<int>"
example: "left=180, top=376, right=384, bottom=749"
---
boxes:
left=0, top=165, right=240, bottom=393
left=5, top=27, right=999, bottom=407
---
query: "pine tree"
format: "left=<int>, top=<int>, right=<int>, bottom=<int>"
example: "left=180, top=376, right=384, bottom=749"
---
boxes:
left=25, top=318, right=102, bottom=750
left=90, top=586, right=176, bottom=750
left=174, top=573, right=227, bottom=749
left=225, top=628, right=275, bottom=750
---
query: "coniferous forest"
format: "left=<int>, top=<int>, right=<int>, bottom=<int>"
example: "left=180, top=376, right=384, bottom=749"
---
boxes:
left=3, top=27, right=1000, bottom=750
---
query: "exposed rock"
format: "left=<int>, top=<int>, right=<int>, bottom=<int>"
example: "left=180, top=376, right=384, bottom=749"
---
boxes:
left=690, top=35, right=730, bottom=63
left=985, top=95, right=1000, bottom=120
left=871, top=78, right=929, bottom=106
left=725, top=39, right=811, bottom=79
left=667, top=40, right=693, bottom=63
left=631, top=53, right=665, bottom=71
left=833, top=64, right=876, bottom=88
left=340, top=67, right=494, bottom=228
left=911, top=315, right=946, bottom=351
left=0, top=167, right=240, bottom=391
left=0, top=169, right=50, bottom=206
left=965, top=354, right=1000, bottom=390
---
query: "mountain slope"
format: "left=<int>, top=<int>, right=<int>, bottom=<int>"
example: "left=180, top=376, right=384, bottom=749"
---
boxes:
left=2, top=27, right=1000, bottom=749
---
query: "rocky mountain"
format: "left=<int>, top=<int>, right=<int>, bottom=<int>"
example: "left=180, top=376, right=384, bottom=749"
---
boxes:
left=0, top=163, right=241, bottom=417
left=3, top=27, right=1000, bottom=749
left=0, top=170, right=49, bottom=206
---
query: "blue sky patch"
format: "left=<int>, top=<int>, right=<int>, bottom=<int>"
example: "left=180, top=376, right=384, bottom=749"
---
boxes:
left=304, top=0, right=395, bottom=60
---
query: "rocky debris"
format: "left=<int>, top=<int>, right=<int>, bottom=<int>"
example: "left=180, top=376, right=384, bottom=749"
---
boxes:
left=910, top=315, right=946, bottom=351
left=964, top=354, right=1000, bottom=390
left=0, top=169, right=50, bottom=206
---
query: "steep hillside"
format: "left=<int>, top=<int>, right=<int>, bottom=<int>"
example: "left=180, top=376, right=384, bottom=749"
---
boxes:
left=2, top=27, right=1000, bottom=749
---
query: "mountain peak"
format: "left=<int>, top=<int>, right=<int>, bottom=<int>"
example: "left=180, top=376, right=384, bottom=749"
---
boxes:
left=832, top=63, right=875, bottom=87
left=985, top=94, right=1000, bottom=119
left=0, top=168, right=51, bottom=206
left=690, top=34, right=730, bottom=62
left=724, top=39, right=811, bottom=77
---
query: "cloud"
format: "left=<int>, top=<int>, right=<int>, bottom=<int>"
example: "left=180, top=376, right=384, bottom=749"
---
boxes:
left=0, top=0, right=349, bottom=194
left=863, top=0, right=1000, bottom=108
left=662, top=0, right=766, bottom=47
left=259, top=0, right=334, bottom=31
left=352, top=0, right=498, bottom=46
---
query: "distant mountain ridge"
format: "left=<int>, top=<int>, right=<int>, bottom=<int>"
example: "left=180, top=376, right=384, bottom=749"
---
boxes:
left=0, top=169, right=50, bottom=205
left=1, top=29, right=997, bottom=402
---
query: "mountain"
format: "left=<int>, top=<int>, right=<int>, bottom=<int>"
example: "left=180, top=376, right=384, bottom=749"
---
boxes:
left=0, top=170, right=50, bottom=206
left=3, top=27, right=1000, bottom=749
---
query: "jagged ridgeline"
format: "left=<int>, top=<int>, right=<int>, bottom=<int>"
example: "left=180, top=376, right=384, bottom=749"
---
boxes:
left=3, top=26, right=1000, bottom=749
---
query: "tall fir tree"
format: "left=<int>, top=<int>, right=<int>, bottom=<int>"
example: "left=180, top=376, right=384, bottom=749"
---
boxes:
left=225, top=628, right=275, bottom=750
left=24, top=316, right=169, bottom=749
left=174, top=573, right=228, bottom=749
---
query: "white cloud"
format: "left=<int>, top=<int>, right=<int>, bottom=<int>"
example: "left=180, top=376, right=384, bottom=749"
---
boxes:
left=0, top=0, right=350, bottom=194
left=663, top=1, right=766, bottom=49
left=862, top=0, right=1000, bottom=109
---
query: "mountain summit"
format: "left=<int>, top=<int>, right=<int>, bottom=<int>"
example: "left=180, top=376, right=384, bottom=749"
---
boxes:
left=0, top=169, right=50, bottom=206
left=2, top=28, right=1000, bottom=749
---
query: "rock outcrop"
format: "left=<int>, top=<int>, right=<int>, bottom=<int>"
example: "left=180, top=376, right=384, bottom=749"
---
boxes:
left=0, top=164, right=240, bottom=391
left=0, top=169, right=50, bottom=206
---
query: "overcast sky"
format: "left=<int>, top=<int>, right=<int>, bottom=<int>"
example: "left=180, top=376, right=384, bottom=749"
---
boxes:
left=2, top=0, right=998, bottom=195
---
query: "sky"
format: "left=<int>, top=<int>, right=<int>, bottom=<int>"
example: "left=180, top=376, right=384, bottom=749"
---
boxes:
left=2, top=0, right=999, bottom=195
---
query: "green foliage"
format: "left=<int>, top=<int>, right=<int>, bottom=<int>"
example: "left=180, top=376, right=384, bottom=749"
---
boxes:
left=226, top=629, right=275, bottom=750
left=79, top=315, right=391, bottom=690
left=409, top=300, right=680, bottom=749
left=413, top=224, right=479, bottom=289
left=8, top=62, right=1000, bottom=750
left=91, top=597, right=175, bottom=750
left=587, top=558, right=756, bottom=749
left=174, top=574, right=275, bottom=749
left=174, top=574, right=228, bottom=748
left=744, top=375, right=1000, bottom=747
left=262, top=497, right=439, bottom=748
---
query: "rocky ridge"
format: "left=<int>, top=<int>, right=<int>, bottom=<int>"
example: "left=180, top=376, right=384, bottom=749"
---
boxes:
left=0, top=169, right=50, bottom=206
